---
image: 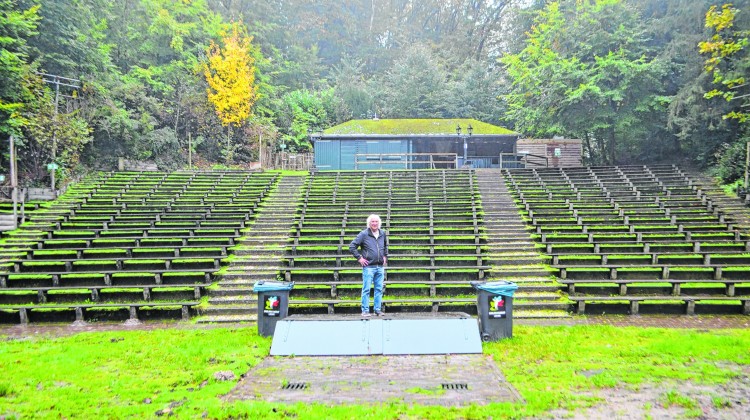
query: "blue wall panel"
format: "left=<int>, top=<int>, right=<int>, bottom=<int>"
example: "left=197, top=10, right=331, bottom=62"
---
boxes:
left=314, top=140, right=340, bottom=170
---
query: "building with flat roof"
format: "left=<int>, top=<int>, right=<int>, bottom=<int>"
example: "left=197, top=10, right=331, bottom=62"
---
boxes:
left=312, top=118, right=519, bottom=170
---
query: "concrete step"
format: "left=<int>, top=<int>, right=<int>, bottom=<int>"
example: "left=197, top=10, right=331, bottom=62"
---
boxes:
left=487, top=273, right=555, bottom=281
left=219, top=273, right=280, bottom=281
left=513, top=309, right=572, bottom=319
left=195, top=314, right=257, bottom=324
left=208, top=295, right=256, bottom=305
left=489, top=270, right=554, bottom=278
left=487, top=257, right=546, bottom=265
left=210, top=287, right=255, bottom=297
left=215, top=280, right=259, bottom=288
left=202, top=305, right=257, bottom=315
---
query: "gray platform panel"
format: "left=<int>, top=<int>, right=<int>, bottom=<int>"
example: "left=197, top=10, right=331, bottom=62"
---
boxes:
left=270, top=317, right=482, bottom=356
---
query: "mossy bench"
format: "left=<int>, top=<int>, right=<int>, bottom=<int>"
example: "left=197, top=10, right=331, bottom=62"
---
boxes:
left=561, top=279, right=749, bottom=297
left=3, top=256, right=223, bottom=273
left=558, top=265, right=750, bottom=281
left=551, top=252, right=750, bottom=266
left=537, top=231, right=745, bottom=244
left=289, top=297, right=478, bottom=314
left=1, top=270, right=215, bottom=288
left=280, top=266, right=490, bottom=282
left=543, top=241, right=750, bottom=254
left=0, top=283, right=206, bottom=304
left=34, top=237, right=235, bottom=249
left=45, top=227, right=242, bottom=240
left=2, top=246, right=229, bottom=260
left=0, top=301, right=199, bottom=324
left=286, top=245, right=486, bottom=256
left=284, top=255, right=485, bottom=268
left=569, top=295, right=750, bottom=315
left=291, top=280, right=487, bottom=298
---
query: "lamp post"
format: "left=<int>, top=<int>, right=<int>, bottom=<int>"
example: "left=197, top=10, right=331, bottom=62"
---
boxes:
left=456, top=124, right=466, bottom=165
left=467, top=124, right=473, bottom=165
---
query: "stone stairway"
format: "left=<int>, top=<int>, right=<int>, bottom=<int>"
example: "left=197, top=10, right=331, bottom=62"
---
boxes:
left=196, top=174, right=306, bottom=324
left=691, top=173, right=750, bottom=232
left=475, top=169, right=570, bottom=318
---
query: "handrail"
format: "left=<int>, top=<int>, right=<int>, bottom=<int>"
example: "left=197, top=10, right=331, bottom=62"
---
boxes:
left=500, top=152, right=549, bottom=169
left=354, top=153, right=458, bottom=169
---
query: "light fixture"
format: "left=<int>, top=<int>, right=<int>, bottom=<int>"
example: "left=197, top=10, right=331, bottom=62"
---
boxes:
left=456, top=124, right=462, bottom=135
left=467, top=124, right=473, bottom=135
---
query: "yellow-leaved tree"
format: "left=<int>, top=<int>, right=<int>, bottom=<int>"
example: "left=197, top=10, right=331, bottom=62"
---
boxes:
left=203, top=23, right=257, bottom=163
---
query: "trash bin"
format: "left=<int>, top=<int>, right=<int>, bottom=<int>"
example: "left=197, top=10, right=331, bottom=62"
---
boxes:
left=253, top=280, right=294, bottom=337
left=471, top=281, right=518, bottom=341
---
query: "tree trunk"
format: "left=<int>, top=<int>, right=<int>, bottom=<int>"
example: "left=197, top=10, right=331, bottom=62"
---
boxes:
left=595, top=134, right=607, bottom=165
left=583, top=132, right=594, bottom=165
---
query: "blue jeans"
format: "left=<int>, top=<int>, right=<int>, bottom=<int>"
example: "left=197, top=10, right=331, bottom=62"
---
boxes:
left=361, top=266, right=384, bottom=313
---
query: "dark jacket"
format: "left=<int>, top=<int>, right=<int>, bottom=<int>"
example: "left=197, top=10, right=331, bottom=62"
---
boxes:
left=349, top=228, right=388, bottom=266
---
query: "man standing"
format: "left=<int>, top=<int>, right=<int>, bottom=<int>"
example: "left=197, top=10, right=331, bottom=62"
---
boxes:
left=349, top=214, right=388, bottom=317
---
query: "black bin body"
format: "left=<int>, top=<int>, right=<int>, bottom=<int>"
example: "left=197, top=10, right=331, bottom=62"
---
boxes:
left=475, top=289, right=514, bottom=341
left=256, top=289, right=291, bottom=337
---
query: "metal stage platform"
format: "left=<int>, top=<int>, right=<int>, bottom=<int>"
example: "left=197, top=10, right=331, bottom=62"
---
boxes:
left=270, top=312, right=482, bottom=356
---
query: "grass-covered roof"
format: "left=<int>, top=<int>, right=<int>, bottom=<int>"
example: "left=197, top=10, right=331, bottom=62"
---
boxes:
left=323, top=119, right=516, bottom=135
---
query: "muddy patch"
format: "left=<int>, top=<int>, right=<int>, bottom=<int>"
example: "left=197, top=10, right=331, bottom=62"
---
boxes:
left=547, top=366, right=750, bottom=419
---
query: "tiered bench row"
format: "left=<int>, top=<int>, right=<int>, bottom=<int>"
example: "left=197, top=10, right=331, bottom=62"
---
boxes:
left=0, top=170, right=278, bottom=323
left=284, top=170, right=491, bottom=314
left=505, top=164, right=750, bottom=315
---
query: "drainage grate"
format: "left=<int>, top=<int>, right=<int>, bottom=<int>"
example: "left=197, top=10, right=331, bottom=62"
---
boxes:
left=281, top=382, right=309, bottom=390
left=442, top=383, right=469, bottom=390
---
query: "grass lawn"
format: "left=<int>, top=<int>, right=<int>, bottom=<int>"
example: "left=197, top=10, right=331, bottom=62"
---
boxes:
left=1, top=325, right=749, bottom=418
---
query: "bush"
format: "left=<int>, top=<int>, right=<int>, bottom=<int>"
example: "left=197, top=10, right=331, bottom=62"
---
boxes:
left=714, top=137, right=749, bottom=183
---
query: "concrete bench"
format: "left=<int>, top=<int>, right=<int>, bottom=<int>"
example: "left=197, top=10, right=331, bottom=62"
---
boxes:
left=1, top=269, right=215, bottom=287
left=569, top=295, right=750, bottom=315
left=292, top=280, right=482, bottom=298
left=289, top=297, right=477, bottom=314
left=560, top=278, right=748, bottom=297
left=0, top=283, right=207, bottom=303
left=280, top=265, right=491, bottom=282
left=3, top=301, right=199, bottom=324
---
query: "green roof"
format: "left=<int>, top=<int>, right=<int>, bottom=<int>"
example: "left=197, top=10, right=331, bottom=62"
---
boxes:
left=323, top=119, right=516, bottom=135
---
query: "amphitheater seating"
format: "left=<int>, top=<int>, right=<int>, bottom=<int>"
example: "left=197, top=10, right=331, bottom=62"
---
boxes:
left=0, top=170, right=277, bottom=323
left=284, top=170, right=489, bottom=315
left=505, top=164, right=750, bottom=315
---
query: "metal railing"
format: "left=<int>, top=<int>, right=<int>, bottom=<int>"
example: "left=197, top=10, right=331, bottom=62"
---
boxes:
left=354, top=153, right=458, bottom=170
left=500, top=152, right=549, bottom=169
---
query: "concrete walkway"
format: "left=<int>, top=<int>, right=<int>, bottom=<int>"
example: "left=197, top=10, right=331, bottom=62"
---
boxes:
left=225, top=354, right=523, bottom=406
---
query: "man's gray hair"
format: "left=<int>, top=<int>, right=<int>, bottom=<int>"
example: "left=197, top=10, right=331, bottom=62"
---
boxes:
left=366, top=214, right=381, bottom=226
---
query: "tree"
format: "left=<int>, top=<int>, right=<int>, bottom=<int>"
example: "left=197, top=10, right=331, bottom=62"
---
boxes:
left=20, top=0, right=113, bottom=77
left=377, top=44, right=451, bottom=118
left=699, top=3, right=750, bottom=123
left=17, top=77, right=91, bottom=185
left=203, top=23, right=258, bottom=163
left=0, top=0, right=40, bottom=138
left=698, top=2, right=750, bottom=183
left=331, top=55, right=374, bottom=120
left=501, top=0, right=666, bottom=165
left=277, top=88, right=335, bottom=152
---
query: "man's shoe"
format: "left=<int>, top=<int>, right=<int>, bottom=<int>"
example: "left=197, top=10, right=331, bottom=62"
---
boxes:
left=375, top=311, right=385, bottom=316
left=361, top=312, right=371, bottom=317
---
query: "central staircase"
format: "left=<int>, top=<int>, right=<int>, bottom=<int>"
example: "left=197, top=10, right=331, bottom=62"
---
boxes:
left=197, top=174, right=306, bottom=323
left=476, top=169, right=569, bottom=318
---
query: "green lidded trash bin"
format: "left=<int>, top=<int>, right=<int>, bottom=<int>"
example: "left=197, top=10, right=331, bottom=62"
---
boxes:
left=253, top=280, right=294, bottom=337
left=471, top=281, right=518, bottom=341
